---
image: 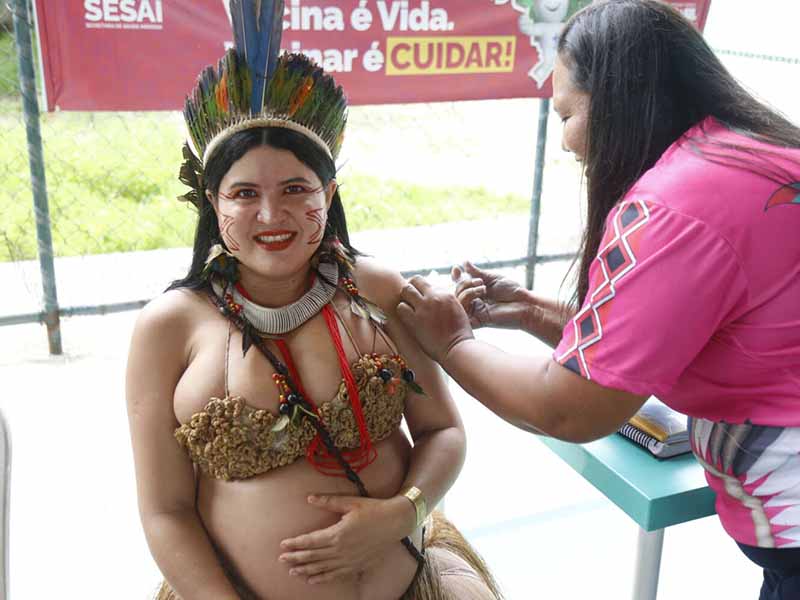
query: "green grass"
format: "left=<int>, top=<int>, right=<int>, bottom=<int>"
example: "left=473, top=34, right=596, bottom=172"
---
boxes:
left=341, top=176, right=527, bottom=231
left=0, top=104, right=529, bottom=262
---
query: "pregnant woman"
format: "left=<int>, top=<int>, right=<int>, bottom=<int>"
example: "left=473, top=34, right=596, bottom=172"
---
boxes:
left=126, top=2, right=501, bottom=599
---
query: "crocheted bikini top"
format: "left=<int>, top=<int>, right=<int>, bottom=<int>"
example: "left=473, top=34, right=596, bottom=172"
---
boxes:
left=174, top=303, right=409, bottom=481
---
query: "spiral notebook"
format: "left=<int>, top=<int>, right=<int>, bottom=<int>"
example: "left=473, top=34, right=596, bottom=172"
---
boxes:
left=617, top=397, right=691, bottom=458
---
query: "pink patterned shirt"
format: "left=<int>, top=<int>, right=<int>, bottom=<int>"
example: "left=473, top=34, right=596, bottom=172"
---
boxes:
left=554, top=117, right=800, bottom=548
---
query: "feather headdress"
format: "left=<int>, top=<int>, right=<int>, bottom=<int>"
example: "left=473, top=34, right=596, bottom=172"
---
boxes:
left=182, top=0, right=347, bottom=171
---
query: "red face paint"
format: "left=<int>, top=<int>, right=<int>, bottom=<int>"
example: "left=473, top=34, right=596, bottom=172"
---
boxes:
left=220, top=212, right=241, bottom=252
left=305, top=208, right=326, bottom=245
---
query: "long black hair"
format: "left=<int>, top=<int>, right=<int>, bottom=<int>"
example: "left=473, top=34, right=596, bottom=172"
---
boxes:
left=558, top=0, right=800, bottom=306
left=169, top=127, right=358, bottom=291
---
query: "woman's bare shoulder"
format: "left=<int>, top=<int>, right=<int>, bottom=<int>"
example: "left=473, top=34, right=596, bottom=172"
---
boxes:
left=133, top=287, right=212, bottom=339
left=352, top=257, right=405, bottom=313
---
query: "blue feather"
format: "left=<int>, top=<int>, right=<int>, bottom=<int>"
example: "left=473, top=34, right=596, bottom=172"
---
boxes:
left=229, top=0, right=248, bottom=63
left=228, top=0, right=285, bottom=111
left=264, top=1, right=285, bottom=87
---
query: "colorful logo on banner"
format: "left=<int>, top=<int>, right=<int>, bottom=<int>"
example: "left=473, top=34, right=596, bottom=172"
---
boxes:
left=493, top=0, right=590, bottom=88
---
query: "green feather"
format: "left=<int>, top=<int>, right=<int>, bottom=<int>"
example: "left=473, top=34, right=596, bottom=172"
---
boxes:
left=408, top=381, right=426, bottom=396
left=182, top=48, right=348, bottom=167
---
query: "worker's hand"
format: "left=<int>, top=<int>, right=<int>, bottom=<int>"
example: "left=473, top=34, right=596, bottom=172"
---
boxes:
left=452, top=261, right=533, bottom=330
left=396, top=276, right=474, bottom=364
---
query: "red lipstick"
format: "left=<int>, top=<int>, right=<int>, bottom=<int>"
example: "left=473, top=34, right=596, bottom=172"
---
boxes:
left=253, top=230, right=297, bottom=252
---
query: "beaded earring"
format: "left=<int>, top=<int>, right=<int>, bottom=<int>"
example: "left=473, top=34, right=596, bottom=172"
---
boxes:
left=203, top=243, right=240, bottom=284
left=314, top=235, right=354, bottom=272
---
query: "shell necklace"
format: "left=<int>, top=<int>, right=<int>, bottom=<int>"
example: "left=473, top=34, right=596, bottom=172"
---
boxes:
left=212, top=261, right=338, bottom=335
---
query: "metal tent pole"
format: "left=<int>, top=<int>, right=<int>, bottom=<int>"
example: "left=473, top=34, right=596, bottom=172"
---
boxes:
left=12, top=0, right=62, bottom=354
left=525, top=97, right=550, bottom=291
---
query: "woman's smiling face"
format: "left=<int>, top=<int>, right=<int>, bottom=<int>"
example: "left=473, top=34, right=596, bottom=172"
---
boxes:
left=208, top=144, right=336, bottom=281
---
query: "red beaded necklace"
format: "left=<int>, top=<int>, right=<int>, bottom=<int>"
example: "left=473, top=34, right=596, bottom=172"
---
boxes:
left=234, top=280, right=376, bottom=476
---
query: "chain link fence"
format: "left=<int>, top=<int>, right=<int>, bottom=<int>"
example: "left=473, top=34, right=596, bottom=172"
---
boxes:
left=2, top=1, right=799, bottom=354
left=1, top=6, right=27, bottom=264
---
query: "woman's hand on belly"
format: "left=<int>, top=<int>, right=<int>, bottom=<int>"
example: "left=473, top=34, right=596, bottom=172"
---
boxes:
left=278, top=493, right=417, bottom=585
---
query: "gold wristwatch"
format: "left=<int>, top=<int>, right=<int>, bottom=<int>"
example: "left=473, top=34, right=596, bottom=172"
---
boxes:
left=402, top=486, right=427, bottom=528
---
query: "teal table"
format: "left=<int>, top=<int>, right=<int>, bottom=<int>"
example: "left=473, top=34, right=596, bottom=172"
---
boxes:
left=540, top=434, right=717, bottom=600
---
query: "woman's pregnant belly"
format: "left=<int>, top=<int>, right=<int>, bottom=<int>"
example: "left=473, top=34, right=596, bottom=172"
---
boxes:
left=197, top=431, right=421, bottom=600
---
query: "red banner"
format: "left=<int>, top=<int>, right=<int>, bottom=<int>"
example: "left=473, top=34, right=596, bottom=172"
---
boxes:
left=33, top=1, right=710, bottom=111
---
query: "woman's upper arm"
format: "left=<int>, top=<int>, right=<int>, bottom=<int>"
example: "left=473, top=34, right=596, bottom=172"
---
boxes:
left=126, top=291, right=198, bottom=518
left=543, top=358, right=648, bottom=442
left=356, top=260, right=464, bottom=440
